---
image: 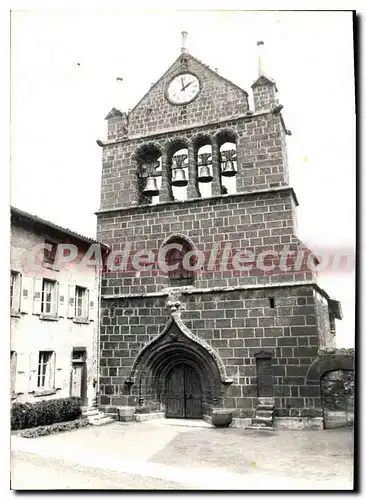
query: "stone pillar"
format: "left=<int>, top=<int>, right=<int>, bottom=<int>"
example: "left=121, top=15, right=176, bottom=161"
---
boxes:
left=211, top=137, right=222, bottom=196
left=159, top=149, right=173, bottom=202
left=187, top=140, right=200, bottom=199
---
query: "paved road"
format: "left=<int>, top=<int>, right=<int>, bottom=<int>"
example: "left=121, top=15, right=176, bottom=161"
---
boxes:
left=11, top=422, right=354, bottom=491
left=11, top=452, right=191, bottom=490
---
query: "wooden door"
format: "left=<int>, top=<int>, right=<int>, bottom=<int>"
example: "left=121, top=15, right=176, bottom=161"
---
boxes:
left=184, top=364, right=202, bottom=419
left=166, top=364, right=185, bottom=418
left=71, top=363, right=83, bottom=399
left=166, top=364, right=202, bottom=419
left=256, top=357, right=274, bottom=398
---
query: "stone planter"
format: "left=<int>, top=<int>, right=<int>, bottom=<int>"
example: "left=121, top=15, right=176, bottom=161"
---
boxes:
left=117, top=406, right=136, bottom=422
left=211, top=409, right=233, bottom=428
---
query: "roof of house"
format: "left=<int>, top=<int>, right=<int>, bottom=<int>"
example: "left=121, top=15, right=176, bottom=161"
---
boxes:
left=11, top=206, right=110, bottom=250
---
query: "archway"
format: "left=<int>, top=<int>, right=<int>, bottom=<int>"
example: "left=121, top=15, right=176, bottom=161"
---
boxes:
left=127, top=315, right=230, bottom=419
left=321, top=370, right=354, bottom=429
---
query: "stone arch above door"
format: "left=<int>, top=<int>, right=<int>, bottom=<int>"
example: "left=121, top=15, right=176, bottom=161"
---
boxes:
left=127, top=311, right=232, bottom=387
left=306, top=349, right=354, bottom=383
left=125, top=311, right=233, bottom=415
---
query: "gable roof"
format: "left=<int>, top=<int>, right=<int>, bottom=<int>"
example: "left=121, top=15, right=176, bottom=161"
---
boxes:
left=11, top=206, right=110, bottom=250
left=127, top=52, right=249, bottom=118
left=251, top=74, right=278, bottom=91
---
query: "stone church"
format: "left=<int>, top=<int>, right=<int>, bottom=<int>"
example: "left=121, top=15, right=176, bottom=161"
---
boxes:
left=96, top=35, right=342, bottom=429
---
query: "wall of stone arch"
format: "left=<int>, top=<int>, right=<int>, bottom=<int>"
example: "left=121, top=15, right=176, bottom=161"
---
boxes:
left=129, top=126, right=240, bottom=206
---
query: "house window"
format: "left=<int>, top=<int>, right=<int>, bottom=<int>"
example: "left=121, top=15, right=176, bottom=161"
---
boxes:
left=37, top=351, right=54, bottom=389
left=41, top=279, right=57, bottom=315
left=10, top=271, right=21, bottom=312
left=10, top=351, right=17, bottom=395
left=43, top=239, right=57, bottom=265
left=75, top=286, right=88, bottom=318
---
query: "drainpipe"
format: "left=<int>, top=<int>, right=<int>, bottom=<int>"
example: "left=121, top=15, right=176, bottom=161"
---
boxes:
left=95, top=244, right=111, bottom=408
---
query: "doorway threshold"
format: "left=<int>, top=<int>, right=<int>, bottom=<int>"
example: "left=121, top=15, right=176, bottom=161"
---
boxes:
left=145, top=418, right=213, bottom=429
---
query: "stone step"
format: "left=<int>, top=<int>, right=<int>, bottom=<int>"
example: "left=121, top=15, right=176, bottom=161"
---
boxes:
left=104, top=412, right=118, bottom=419
left=88, top=412, right=109, bottom=421
left=255, top=410, right=274, bottom=418
left=256, top=404, right=275, bottom=411
left=253, top=420, right=273, bottom=426
left=82, top=409, right=100, bottom=417
left=90, top=416, right=116, bottom=426
left=246, top=424, right=275, bottom=431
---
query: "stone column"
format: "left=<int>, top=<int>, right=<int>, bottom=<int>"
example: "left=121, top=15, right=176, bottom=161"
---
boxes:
left=211, top=137, right=223, bottom=196
left=159, top=149, right=173, bottom=203
left=187, top=140, right=201, bottom=199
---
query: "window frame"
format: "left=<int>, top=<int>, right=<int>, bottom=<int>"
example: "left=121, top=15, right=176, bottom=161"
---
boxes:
left=37, top=351, right=54, bottom=389
left=43, top=239, right=57, bottom=266
left=74, top=286, right=88, bottom=319
left=41, top=279, right=58, bottom=316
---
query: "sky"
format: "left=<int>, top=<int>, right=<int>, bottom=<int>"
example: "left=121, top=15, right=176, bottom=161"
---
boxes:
left=10, top=9, right=355, bottom=347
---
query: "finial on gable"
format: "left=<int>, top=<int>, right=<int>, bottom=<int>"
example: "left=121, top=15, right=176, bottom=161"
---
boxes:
left=181, top=31, right=188, bottom=54
left=257, top=40, right=265, bottom=77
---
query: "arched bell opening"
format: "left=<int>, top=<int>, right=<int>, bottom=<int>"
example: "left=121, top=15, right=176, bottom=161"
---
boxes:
left=134, top=341, right=223, bottom=419
left=217, top=130, right=238, bottom=194
left=193, top=135, right=213, bottom=198
left=135, top=143, right=162, bottom=205
left=167, top=138, right=189, bottom=201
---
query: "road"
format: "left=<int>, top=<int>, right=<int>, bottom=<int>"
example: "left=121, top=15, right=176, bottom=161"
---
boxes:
left=11, top=451, right=194, bottom=490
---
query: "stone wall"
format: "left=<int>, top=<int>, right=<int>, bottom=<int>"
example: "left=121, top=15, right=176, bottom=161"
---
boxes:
left=98, top=285, right=324, bottom=419
left=98, top=190, right=315, bottom=295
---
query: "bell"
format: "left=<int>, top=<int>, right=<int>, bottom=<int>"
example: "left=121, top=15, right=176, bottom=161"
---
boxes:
left=143, top=176, right=159, bottom=197
left=171, top=167, right=188, bottom=187
left=198, top=165, right=213, bottom=183
left=221, top=160, right=237, bottom=177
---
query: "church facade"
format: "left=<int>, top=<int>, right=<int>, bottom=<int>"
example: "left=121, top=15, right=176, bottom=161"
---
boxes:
left=96, top=39, right=341, bottom=428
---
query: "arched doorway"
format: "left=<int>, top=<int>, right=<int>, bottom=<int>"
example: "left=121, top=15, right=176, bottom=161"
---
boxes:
left=165, top=363, right=202, bottom=419
left=321, top=370, right=354, bottom=429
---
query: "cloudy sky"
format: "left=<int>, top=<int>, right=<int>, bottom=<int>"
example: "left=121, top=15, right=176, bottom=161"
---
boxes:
left=10, top=9, right=355, bottom=346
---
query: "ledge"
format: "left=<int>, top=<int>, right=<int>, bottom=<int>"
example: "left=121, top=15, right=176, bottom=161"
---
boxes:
left=72, top=317, right=90, bottom=325
left=102, top=280, right=318, bottom=300
left=96, top=108, right=275, bottom=147
left=32, top=389, right=58, bottom=397
left=10, top=311, right=21, bottom=318
left=96, top=186, right=299, bottom=216
left=39, top=314, right=60, bottom=321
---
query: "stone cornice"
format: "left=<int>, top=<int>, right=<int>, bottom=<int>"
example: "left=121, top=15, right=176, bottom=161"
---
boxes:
left=96, top=107, right=276, bottom=147
left=101, top=280, right=331, bottom=301
left=95, top=186, right=299, bottom=216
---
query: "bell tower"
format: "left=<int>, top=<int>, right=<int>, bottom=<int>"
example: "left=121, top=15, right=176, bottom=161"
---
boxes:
left=96, top=35, right=341, bottom=429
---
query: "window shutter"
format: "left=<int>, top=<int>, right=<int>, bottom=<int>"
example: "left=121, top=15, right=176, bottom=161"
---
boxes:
left=58, top=283, right=67, bottom=318
left=14, top=353, right=28, bottom=394
left=68, top=285, right=76, bottom=318
left=89, top=289, right=98, bottom=322
left=33, top=277, right=43, bottom=315
left=50, top=352, right=56, bottom=389
left=12, top=273, right=22, bottom=312
left=55, top=353, right=68, bottom=389
left=20, top=275, right=33, bottom=314
left=29, top=352, right=39, bottom=391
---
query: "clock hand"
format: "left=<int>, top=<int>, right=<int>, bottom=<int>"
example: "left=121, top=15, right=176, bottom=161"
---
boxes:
left=181, top=77, right=185, bottom=91
left=182, top=80, right=194, bottom=91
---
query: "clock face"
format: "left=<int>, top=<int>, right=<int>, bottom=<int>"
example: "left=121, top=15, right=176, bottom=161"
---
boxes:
left=166, top=73, right=200, bottom=104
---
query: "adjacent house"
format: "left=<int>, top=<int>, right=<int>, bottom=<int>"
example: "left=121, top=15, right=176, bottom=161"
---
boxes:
left=10, top=207, right=109, bottom=408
